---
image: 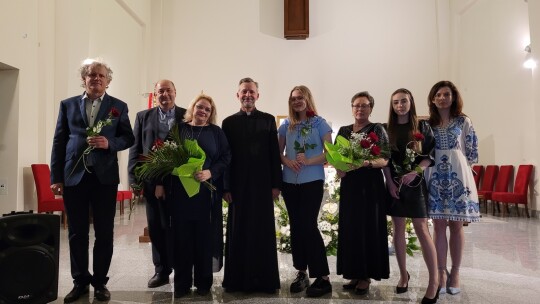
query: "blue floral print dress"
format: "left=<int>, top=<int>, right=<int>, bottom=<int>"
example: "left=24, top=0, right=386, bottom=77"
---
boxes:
left=425, top=116, right=480, bottom=222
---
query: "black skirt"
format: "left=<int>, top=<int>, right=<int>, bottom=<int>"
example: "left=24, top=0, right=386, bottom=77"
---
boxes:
left=387, top=175, right=429, bottom=218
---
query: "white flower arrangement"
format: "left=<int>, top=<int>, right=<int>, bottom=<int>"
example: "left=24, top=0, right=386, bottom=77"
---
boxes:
left=222, top=167, right=419, bottom=256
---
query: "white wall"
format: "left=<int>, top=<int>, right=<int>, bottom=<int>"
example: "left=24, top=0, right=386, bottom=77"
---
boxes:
left=145, top=0, right=540, bottom=214
left=152, top=0, right=440, bottom=130
left=451, top=0, right=538, bottom=211
left=0, top=0, right=150, bottom=214
left=0, top=0, right=538, bottom=214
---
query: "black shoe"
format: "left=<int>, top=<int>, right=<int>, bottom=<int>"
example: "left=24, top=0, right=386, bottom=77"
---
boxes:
left=263, top=288, right=277, bottom=294
left=306, top=277, right=332, bottom=297
left=64, top=284, right=89, bottom=303
left=94, top=286, right=111, bottom=301
left=147, top=273, right=170, bottom=288
left=396, top=272, right=410, bottom=294
left=355, top=279, right=370, bottom=296
left=421, top=287, right=441, bottom=304
left=196, top=288, right=210, bottom=296
left=174, top=288, right=191, bottom=298
left=343, top=279, right=359, bottom=290
left=290, top=271, right=310, bottom=293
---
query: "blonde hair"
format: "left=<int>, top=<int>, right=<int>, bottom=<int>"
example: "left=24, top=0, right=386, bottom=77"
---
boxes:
left=287, top=85, right=318, bottom=131
left=184, top=93, right=217, bottom=125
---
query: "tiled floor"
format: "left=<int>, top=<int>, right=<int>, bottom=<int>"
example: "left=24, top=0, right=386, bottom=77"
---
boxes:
left=50, top=203, right=540, bottom=303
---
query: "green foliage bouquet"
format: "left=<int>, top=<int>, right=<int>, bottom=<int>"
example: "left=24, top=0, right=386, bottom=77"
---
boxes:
left=325, top=131, right=389, bottom=172
left=134, top=126, right=215, bottom=197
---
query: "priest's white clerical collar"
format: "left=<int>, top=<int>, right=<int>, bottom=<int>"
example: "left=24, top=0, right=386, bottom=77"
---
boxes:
left=241, top=108, right=256, bottom=115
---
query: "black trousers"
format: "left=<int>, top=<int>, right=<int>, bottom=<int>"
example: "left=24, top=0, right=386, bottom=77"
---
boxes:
left=282, top=180, right=329, bottom=278
left=144, top=183, right=172, bottom=276
left=172, top=217, right=213, bottom=290
left=63, top=171, right=117, bottom=287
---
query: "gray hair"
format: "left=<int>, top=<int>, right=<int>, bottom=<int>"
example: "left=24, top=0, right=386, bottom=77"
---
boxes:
left=79, top=58, right=113, bottom=88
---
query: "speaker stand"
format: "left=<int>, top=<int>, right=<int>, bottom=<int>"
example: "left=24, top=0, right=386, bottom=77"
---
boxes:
left=139, top=226, right=150, bottom=243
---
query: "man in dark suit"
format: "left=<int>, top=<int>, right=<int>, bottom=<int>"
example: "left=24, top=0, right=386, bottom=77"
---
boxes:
left=128, top=79, right=186, bottom=288
left=50, top=59, right=134, bottom=303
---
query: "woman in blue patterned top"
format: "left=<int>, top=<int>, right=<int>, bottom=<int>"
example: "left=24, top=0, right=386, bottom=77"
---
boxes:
left=425, top=80, right=479, bottom=296
left=278, top=85, right=333, bottom=297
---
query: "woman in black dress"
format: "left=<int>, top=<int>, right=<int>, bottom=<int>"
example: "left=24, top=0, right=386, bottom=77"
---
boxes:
left=382, top=88, right=438, bottom=303
left=156, top=93, right=231, bottom=298
left=336, top=91, right=390, bottom=295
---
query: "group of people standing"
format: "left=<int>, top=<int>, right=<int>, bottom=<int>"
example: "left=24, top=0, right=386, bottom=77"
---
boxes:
left=50, top=59, right=479, bottom=304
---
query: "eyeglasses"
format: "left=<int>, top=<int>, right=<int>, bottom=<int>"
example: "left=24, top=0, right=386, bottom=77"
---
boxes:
left=195, top=104, right=212, bottom=112
left=290, top=96, right=305, bottom=102
left=352, top=104, right=371, bottom=109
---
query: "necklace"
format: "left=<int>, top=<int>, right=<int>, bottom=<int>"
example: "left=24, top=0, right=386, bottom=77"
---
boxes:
left=189, top=124, right=205, bottom=141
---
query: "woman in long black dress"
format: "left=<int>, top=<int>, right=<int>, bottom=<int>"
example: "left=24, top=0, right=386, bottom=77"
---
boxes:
left=336, top=91, right=390, bottom=295
left=156, top=93, right=231, bottom=298
left=382, top=88, right=439, bottom=303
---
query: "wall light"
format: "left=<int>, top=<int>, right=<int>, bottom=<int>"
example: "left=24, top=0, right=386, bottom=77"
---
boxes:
left=523, top=44, right=537, bottom=69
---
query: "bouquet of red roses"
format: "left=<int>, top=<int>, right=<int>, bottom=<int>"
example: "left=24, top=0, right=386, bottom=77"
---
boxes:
left=325, top=131, right=388, bottom=172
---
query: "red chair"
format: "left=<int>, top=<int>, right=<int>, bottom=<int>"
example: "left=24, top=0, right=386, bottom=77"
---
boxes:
left=477, top=165, right=498, bottom=213
left=490, top=165, right=514, bottom=215
left=116, top=190, right=134, bottom=215
left=492, top=165, right=534, bottom=218
left=31, top=164, right=66, bottom=229
left=472, top=165, right=483, bottom=189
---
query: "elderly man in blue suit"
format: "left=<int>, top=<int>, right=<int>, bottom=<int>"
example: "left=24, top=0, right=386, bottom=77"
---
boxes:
left=128, top=79, right=186, bottom=288
left=50, top=59, right=134, bottom=303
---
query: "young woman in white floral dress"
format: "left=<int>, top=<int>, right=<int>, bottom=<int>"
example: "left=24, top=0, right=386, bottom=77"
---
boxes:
left=425, top=81, right=480, bottom=296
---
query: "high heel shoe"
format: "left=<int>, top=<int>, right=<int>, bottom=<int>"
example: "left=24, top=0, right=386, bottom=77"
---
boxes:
left=438, top=267, right=448, bottom=294
left=396, top=272, right=410, bottom=294
left=446, top=269, right=461, bottom=295
left=355, top=279, right=370, bottom=295
left=343, top=279, right=358, bottom=290
left=421, top=287, right=440, bottom=304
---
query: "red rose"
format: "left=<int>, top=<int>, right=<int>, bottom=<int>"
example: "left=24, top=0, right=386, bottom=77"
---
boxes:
left=368, top=131, right=379, bottom=143
left=306, top=110, right=315, bottom=118
left=413, top=132, right=425, bottom=141
left=110, top=107, right=120, bottom=117
left=152, top=139, right=164, bottom=151
left=371, top=145, right=381, bottom=156
left=360, top=139, right=371, bottom=148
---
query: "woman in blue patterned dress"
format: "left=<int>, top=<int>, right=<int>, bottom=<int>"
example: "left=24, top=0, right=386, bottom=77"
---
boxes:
left=425, top=81, right=479, bottom=296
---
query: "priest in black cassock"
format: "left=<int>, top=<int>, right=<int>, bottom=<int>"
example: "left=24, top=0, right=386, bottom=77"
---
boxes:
left=221, top=77, right=282, bottom=293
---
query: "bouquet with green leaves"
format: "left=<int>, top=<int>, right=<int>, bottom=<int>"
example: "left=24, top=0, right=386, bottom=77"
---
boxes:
left=325, top=131, right=388, bottom=171
left=134, top=126, right=215, bottom=198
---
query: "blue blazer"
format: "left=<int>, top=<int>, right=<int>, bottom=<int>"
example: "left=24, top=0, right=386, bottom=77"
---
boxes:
left=127, top=105, right=186, bottom=186
left=50, top=93, right=135, bottom=186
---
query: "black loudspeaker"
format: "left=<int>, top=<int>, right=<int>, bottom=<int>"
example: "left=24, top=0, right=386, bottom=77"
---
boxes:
left=0, top=213, right=59, bottom=304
